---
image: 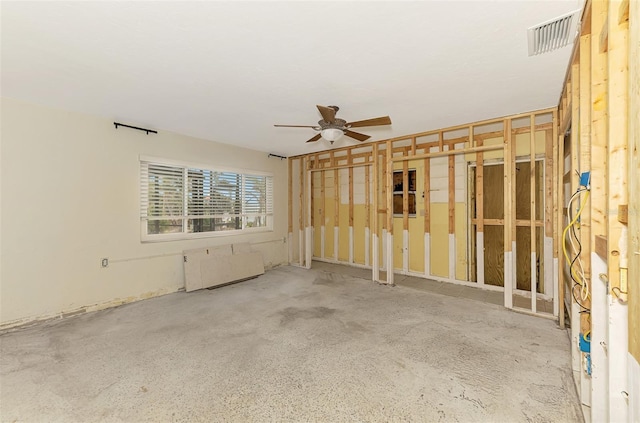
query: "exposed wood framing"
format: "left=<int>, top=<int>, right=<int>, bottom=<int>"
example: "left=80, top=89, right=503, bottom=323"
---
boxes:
left=607, top=0, right=628, bottom=295
left=618, top=0, right=629, bottom=23
left=504, top=119, right=513, bottom=309
left=628, top=0, right=640, bottom=362
left=591, top=0, right=609, bottom=245
left=288, top=157, right=293, bottom=235
left=476, top=139, right=484, bottom=234
left=579, top=31, right=592, bottom=333
left=333, top=152, right=339, bottom=261
left=373, top=143, right=380, bottom=281
left=403, top=159, right=409, bottom=230
left=448, top=153, right=455, bottom=235
left=365, top=165, right=370, bottom=230
left=321, top=165, right=326, bottom=258
left=382, top=147, right=387, bottom=231
left=546, top=130, right=554, bottom=239
left=530, top=115, right=537, bottom=312
left=289, top=113, right=554, bottom=161
left=348, top=150, right=354, bottom=229
left=299, top=157, right=304, bottom=233
left=471, top=219, right=544, bottom=227
left=386, top=140, right=394, bottom=284
left=292, top=107, right=556, bottom=318
left=424, top=156, right=430, bottom=234
left=589, top=3, right=609, bottom=376
left=389, top=144, right=503, bottom=162
left=311, top=154, right=318, bottom=228
left=595, top=234, right=608, bottom=259
left=556, top=117, right=565, bottom=328
left=510, top=119, right=517, bottom=307
left=549, top=116, right=557, bottom=314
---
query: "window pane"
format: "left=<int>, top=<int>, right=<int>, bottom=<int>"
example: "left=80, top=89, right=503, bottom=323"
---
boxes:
left=245, top=215, right=267, bottom=228
left=189, top=216, right=241, bottom=232
left=146, top=164, right=184, bottom=218
left=243, top=175, right=267, bottom=214
left=147, top=219, right=183, bottom=234
left=142, top=159, right=273, bottom=239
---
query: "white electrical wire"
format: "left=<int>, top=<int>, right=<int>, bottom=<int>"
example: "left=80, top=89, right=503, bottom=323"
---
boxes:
left=565, top=188, right=590, bottom=302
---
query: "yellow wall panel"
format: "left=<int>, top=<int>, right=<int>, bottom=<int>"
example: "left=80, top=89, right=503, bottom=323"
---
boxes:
left=429, top=203, right=449, bottom=277
left=324, top=179, right=335, bottom=259
left=393, top=219, right=404, bottom=269
left=408, top=217, right=424, bottom=273
left=467, top=136, right=504, bottom=161
left=353, top=205, right=367, bottom=264
left=313, top=177, right=322, bottom=256
left=465, top=131, right=545, bottom=162
left=514, top=131, right=546, bottom=157
left=338, top=204, right=350, bottom=261
left=455, top=202, right=468, bottom=280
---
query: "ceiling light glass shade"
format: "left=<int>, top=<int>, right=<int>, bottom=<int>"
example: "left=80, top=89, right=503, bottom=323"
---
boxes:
left=321, top=128, right=343, bottom=142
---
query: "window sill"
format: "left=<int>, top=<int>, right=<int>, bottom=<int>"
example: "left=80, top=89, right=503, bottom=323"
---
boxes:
left=141, top=227, right=273, bottom=243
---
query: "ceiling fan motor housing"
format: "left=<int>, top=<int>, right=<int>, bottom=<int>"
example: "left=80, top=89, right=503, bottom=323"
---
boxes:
left=318, top=118, right=347, bottom=130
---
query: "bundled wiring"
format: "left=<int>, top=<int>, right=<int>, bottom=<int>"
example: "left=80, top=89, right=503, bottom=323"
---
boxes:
left=562, top=188, right=591, bottom=312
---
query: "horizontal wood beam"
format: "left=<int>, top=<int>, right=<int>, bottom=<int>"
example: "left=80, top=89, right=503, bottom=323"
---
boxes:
left=471, top=218, right=544, bottom=227
left=390, top=144, right=503, bottom=163
left=309, top=161, right=372, bottom=172
left=288, top=109, right=555, bottom=159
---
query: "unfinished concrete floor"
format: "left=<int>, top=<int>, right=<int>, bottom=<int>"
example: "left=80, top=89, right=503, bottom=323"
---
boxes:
left=1, top=264, right=582, bottom=422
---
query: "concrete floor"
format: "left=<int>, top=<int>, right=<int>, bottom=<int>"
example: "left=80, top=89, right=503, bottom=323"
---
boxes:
left=1, top=264, right=582, bottom=422
left=315, top=261, right=555, bottom=314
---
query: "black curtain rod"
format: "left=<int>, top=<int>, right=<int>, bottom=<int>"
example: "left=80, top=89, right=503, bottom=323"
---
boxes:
left=114, top=122, right=157, bottom=135
left=268, top=153, right=287, bottom=160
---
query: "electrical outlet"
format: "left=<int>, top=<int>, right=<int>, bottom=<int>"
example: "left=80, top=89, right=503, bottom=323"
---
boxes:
left=101, top=258, right=109, bottom=268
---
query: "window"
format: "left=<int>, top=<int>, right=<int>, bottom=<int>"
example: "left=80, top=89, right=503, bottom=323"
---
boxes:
left=140, top=158, right=273, bottom=241
left=393, top=169, right=417, bottom=216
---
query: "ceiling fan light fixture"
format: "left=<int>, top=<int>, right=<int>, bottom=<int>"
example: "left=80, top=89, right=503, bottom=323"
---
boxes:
left=321, top=128, right=343, bottom=144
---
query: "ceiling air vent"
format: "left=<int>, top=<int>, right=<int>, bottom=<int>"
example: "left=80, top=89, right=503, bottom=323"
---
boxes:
left=527, top=10, right=579, bottom=56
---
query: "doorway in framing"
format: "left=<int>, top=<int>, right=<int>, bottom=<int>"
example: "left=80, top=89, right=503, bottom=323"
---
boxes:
left=468, top=157, right=548, bottom=297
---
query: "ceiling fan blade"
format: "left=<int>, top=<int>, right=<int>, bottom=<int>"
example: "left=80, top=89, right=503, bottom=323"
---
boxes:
left=343, top=130, right=371, bottom=142
left=346, top=116, right=392, bottom=128
left=306, top=134, right=322, bottom=143
left=316, top=105, right=336, bottom=123
left=274, top=124, right=318, bottom=128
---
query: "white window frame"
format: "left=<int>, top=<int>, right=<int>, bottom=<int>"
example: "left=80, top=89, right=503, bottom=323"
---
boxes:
left=140, top=156, right=274, bottom=242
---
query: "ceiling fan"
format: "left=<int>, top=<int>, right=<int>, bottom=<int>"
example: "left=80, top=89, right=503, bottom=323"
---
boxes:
left=274, top=105, right=392, bottom=144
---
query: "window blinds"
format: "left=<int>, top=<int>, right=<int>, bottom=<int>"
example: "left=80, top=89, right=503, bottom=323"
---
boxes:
left=140, top=159, right=273, bottom=237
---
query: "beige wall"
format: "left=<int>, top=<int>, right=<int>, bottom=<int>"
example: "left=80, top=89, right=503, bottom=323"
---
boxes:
left=0, top=98, right=288, bottom=326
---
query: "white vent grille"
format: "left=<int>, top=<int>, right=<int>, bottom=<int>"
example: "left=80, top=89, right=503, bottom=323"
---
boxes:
left=528, top=10, right=579, bottom=56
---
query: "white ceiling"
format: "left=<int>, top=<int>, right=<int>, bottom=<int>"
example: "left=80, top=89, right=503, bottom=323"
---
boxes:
left=1, top=1, right=581, bottom=157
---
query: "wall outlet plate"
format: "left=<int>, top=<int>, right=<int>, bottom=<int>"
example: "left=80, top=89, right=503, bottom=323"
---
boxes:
left=101, top=258, right=109, bottom=268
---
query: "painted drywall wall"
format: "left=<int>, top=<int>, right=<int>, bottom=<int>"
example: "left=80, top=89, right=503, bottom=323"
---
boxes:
left=0, top=97, right=288, bottom=326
